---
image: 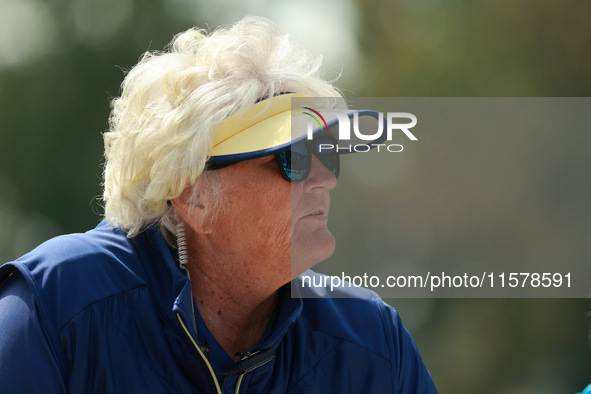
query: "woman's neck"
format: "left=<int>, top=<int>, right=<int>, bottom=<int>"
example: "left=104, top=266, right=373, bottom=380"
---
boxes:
left=185, top=234, right=285, bottom=360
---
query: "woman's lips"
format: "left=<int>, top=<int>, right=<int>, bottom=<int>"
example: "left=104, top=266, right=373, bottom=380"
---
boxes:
left=302, top=209, right=328, bottom=220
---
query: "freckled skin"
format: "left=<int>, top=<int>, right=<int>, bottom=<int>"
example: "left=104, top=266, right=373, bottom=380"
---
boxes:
left=172, top=154, right=337, bottom=359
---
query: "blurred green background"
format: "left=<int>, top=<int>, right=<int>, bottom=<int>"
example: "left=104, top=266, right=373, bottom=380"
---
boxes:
left=0, top=0, right=589, bottom=392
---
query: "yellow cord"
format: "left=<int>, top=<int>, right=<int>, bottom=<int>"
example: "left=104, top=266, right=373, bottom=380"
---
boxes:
left=176, top=313, right=222, bottom=394
left=235, top=374, right=244, bottom=394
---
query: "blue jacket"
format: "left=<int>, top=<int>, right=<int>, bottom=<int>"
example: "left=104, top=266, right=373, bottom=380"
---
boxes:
left=0, top=222, right=437, bottom=393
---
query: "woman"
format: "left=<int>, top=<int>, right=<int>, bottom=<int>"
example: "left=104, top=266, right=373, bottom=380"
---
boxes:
left=0, top=16, right=436, bottom=393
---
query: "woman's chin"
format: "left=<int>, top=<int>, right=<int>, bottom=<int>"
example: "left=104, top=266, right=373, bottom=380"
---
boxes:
left=290, top=230, right=336, bottom=278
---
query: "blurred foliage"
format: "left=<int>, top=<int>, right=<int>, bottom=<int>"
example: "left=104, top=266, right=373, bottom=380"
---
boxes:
left=0, top=0, right=204, bottom=255
left=352, top=0, right=591, bottom=96
left=0, top=0, right=590, bottom=392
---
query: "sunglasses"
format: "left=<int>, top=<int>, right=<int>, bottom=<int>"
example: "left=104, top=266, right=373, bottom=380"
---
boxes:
left=205, top=135, right=340, bottom=183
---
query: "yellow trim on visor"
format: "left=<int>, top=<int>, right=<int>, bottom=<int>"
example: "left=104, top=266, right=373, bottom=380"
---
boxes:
left=210, top=93, right=315, bottom=158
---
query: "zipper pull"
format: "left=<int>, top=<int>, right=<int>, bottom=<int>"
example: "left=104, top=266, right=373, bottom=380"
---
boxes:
left=231, top=348, right=275, bottom=375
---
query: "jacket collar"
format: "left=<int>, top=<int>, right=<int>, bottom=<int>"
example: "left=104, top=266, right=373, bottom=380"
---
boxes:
left=130, top=227, right=197, bottom=339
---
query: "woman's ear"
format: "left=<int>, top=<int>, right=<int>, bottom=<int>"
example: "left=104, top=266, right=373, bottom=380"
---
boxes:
left=170, top=186, right=213, bottom=234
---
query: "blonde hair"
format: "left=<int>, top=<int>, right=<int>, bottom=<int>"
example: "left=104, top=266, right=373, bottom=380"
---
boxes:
left=102, top=16, right=342, bottom=238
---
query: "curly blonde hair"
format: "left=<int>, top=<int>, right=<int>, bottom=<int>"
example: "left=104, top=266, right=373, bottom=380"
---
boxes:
left=102, top=16, right=342, bottom=238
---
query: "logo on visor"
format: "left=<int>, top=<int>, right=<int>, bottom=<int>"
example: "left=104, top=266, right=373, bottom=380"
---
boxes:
left=303, top=107, right=329, bottom=134
left=304, top=108, right=418, bottom=153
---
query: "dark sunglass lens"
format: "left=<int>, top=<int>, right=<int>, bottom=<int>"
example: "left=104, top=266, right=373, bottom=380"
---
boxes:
left=290, top=146, right=310, bottom=182
left=276, top=150, right=309, bottom=182
left=314, top=138, right=340, bottom=179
